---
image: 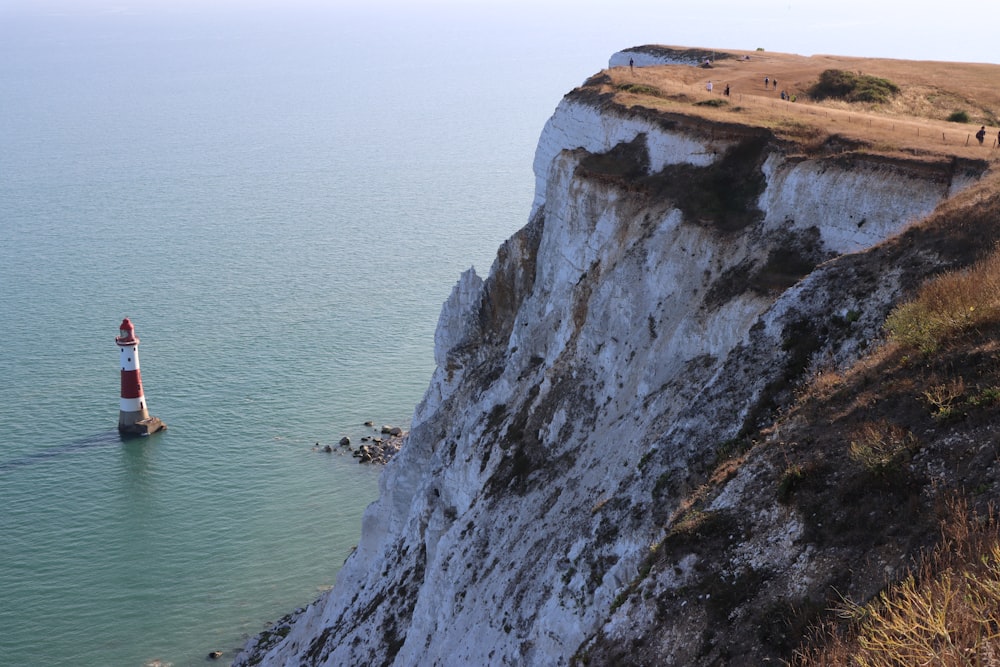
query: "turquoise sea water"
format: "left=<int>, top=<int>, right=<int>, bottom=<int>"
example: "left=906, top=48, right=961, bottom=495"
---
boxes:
left=0, top=5, right=620, bottom=665
left=4, top=3, right=994, bottom=665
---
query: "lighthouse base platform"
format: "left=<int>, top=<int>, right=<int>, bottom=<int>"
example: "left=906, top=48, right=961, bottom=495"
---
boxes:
left=119, top=416, right=167, bottom=437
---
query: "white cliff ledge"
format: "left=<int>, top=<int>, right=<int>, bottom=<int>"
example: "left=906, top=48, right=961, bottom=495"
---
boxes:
left=235, top=47, right=999, bottom=666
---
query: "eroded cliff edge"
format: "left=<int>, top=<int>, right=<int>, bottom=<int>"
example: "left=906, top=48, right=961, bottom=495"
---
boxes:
left=236, top=50, right=1000, bottom=666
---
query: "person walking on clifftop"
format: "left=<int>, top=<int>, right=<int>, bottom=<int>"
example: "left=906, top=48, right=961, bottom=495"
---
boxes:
left=976, top=126, right=986, bottom=145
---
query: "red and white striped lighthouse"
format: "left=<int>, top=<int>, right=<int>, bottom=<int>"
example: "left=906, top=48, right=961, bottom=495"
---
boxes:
left=115, top=317, right=165, bottom=436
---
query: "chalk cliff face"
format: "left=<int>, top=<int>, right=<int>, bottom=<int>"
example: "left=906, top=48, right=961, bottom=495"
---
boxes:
left=236, top=53, right=986, bottom=667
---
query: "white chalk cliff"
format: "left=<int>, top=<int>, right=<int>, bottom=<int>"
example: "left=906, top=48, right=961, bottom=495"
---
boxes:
left=235, top=50, right=987, bottom=666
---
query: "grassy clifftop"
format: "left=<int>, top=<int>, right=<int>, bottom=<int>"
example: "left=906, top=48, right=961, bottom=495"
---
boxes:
left=587, top=46, right=1000, bottom=164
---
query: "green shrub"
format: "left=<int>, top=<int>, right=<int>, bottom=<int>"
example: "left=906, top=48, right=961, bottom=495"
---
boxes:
left=616, top=83, right=664, bottom=97
left=947, top=110, right=971, bottom=123
left=970, top=386, right=1000, bottom=407
left=809, top=69, right=900, bottom=104
left=695, top=98, right=729, bottom=108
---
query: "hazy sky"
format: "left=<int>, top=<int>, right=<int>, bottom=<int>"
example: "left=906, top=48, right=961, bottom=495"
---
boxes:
left=2, top=0, right=997, bottom=66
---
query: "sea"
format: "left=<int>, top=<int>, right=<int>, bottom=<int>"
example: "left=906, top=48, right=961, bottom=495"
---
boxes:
left=0, top=4, right=633, bottom=666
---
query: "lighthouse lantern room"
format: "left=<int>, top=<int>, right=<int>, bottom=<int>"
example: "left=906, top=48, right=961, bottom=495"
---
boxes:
left=115, top=317, right=165, bottom=436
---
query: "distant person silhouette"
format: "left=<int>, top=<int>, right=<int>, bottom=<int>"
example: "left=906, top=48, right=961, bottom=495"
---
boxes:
left=976, top=126, right=986, bottom=145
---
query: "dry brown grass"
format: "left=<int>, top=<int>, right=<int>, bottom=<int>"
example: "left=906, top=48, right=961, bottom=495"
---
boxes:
left=923, top=378, right=968, bottom=422
left=848, top=420, right=917, bottom=474
left=793, top=499, right=1000, bottom=667
left=598, top=46, right=1000, bottom=162
left=885, top=244, right=1000, bottom=353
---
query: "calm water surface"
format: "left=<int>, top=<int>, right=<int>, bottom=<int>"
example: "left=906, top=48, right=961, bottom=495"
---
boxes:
left=0, top=5, right=617, bottom=665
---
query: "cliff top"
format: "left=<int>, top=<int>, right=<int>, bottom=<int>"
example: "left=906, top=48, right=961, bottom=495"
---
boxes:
left=591, top=46, right=1000, bottom=164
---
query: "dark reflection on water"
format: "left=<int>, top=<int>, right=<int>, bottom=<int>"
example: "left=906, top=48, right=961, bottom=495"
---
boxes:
left=0, top=431, right=123, bottom=474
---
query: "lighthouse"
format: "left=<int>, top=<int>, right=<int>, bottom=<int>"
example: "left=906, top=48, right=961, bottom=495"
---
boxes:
left=115, top=317, right=165, bottom=436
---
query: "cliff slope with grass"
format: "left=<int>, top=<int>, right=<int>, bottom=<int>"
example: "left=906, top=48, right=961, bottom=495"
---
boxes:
left=236, top=47, right=1000, bottom=666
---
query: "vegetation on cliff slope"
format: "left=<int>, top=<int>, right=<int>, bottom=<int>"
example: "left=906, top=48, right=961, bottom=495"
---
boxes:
left=788, top=230, right=1000, bottom=665
left=885, top=247, right=1000, bottom=354
left=794, top=500, right=1000, bottom=666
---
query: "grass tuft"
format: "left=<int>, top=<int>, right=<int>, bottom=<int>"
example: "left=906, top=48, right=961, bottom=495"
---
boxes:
left=884, top=246, right=1000, bottom=354
left=848, top=420, right=916, bottom=474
